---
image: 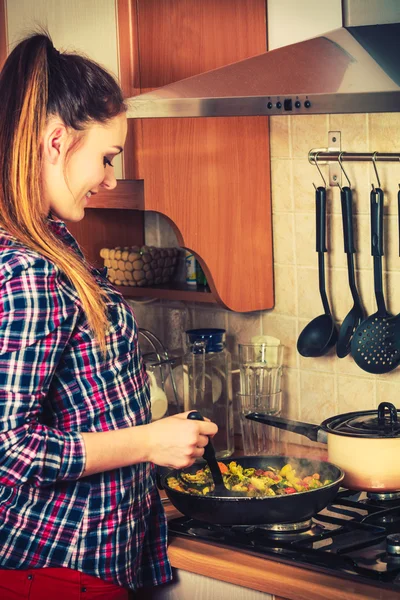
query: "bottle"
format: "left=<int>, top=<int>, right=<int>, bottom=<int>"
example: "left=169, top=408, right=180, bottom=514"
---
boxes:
left=196, top=260, right=207, bottom=287
left=185, top=251, right=197, bottom=286
left=183, top=328, right=234, bottom=458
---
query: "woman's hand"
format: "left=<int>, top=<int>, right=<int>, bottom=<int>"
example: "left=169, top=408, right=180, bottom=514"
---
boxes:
left=144, top=412, right=218, bottom=469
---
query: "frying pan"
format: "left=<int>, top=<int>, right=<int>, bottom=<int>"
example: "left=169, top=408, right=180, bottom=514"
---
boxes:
left=159, top=455, right=344, bottom=525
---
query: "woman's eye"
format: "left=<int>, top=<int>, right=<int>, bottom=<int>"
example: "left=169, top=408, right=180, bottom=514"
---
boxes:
left=103, top=157, right=114, bottom=168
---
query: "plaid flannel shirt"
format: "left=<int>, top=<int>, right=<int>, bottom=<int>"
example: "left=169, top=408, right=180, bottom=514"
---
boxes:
left=0, top=220, right=171, bottom=591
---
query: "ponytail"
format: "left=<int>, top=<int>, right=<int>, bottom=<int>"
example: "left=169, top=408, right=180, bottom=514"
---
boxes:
left=0, top=34, right=127, bottom=353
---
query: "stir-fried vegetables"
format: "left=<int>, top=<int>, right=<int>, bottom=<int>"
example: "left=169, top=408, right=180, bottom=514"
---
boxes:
left=166, top=461, right=333, bottom=497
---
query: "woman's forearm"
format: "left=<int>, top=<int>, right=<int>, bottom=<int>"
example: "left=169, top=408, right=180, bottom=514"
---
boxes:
left=80, top=426, right=150, bottom=476
left=80, top=413, right=217, bottom=476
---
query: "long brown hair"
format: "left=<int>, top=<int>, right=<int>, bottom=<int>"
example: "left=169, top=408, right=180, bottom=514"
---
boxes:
left=0, top=33, right=126, bottom=353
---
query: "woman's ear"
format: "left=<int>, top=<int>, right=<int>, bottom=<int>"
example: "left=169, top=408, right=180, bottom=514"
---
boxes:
left=41, top=119, right=68, bottom=165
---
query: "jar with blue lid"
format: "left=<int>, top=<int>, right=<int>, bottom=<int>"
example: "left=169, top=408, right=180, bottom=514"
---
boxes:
left=183, top=328, right=234, bottom=458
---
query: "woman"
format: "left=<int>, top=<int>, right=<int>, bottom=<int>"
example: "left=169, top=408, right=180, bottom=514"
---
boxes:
left=0, top=33, right=217, bottom=599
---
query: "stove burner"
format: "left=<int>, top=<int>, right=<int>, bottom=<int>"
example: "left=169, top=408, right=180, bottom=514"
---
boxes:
left=367, top=490, right=400, bottom=502
left=258, top=519, right=312, bottom=533
left=387, top=533, right=400, bottom=555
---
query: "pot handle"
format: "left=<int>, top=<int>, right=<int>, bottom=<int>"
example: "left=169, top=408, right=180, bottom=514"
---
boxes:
left=245, top=412, right=326, bottom=443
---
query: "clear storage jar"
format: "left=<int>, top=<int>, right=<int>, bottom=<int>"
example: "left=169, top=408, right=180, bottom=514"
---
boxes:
left=183, top=328, right=234, bottom=458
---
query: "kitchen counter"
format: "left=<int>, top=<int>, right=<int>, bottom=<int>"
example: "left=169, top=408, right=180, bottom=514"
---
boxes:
left=162, top=440, right=400, bottom=600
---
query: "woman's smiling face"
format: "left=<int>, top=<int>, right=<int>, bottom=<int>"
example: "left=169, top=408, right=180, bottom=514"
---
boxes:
left=41, top=112, right=127, bottom=222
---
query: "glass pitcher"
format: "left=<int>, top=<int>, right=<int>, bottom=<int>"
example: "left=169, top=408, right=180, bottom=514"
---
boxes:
left=183, top=328, right=234, bottom=458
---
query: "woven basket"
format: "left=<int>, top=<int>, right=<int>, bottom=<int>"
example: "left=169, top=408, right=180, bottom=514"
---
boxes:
left=99, top=245, right=180, bottom=287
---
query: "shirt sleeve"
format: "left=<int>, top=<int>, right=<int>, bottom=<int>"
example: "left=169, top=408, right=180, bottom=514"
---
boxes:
left=0, top=253, right=86, bottom=487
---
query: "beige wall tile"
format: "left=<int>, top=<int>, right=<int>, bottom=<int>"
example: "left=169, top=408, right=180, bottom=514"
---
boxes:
left=186, top=305, right=229, bottom=334
left=291, top=115, right=329, bottom=158
left=370, top=162, right=400, bottom=214
left=328, top=114, right=368, bottom=153
left=273, top=264, right=296, bottom=316
left=294, top=213, right=315, bottom=267
left=377, top=380, right=400, bottom=406
left=299, top=370, right=337, bottom=422
left=281, top=367, right=300, bottom=419
left=337, top=375, right=376, bottom=414
left=386, top=215, right=400, bottom=272
left=297, top=267, right=320, bottom=318
left=270, top=159, right=294, bottom=212
left=129, top=301, right=166, bottom=346
left=353, top=214, right=374, bottom=270
left=161, top=303, right=190, bottom=352
left=269, top=116, right=290, bottom=158
left=385, top=270, right=400, bottom=316
left=226, top=311, right=263, bottom=352
left=293, top=159, right=325, bottom=213
left=369, top=113, right=400, bottom=153
left=272, top=213, right=295, bottom=265
left=260, top=313, right=297, bottom=369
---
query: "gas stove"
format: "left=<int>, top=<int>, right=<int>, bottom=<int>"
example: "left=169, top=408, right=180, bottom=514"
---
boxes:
left=168, top=489, right=400, bottom=593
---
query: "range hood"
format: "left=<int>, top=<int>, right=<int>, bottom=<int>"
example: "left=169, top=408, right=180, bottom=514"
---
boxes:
left=127, top=23, right=400, bottom=118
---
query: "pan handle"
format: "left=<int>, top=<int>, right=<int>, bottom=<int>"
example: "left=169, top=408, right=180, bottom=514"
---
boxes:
left=245, top=412, right=327, bottom=444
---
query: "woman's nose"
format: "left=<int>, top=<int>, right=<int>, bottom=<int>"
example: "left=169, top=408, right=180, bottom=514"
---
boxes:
left=101, top=166, right=117, bottom=190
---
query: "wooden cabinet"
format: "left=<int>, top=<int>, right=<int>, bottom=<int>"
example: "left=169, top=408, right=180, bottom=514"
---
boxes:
left=110, top=0, right=274, bottom=312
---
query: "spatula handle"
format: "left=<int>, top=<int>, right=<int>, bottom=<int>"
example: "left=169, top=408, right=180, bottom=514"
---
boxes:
left=187, top=410, right=224, bottom=485
left=341, top=186, right=355, bottom=255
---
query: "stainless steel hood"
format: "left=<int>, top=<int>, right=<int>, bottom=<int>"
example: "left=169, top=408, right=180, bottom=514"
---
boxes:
left=127, top=23, right=400, bottom=118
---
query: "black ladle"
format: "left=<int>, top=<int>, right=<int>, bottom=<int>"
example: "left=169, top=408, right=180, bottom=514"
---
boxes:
left=187, top=411, right=237, bottom=497
left=297, top=186, right=338, bottom=357
left=336, top=186, right=364, bottom=357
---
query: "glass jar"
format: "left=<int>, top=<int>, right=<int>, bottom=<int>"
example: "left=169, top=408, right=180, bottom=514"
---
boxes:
left=183, top=328, right=234, bottom=458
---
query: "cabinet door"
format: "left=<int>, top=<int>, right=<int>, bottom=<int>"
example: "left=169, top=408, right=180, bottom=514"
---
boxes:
left=118, top=0, right=274, bottom=312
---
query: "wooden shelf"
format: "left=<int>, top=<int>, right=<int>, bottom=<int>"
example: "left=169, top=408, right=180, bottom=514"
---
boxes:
left=116, top=282, right=215, bottom=303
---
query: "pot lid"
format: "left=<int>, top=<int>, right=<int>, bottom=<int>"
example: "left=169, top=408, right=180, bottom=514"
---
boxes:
left=324, top=402, right=400, bottom=438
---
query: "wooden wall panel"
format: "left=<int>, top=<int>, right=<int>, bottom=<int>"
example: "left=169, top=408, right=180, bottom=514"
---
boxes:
left=141, top=116, right=273, bottom=311
left=136, top=0, right=267, bottom=88
left=117, top=0, right=273, bottom=311
left=0, top=0, right=7, bottom=70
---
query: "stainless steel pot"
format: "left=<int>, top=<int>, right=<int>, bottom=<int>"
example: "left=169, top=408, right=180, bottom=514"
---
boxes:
left=246, top=402, right=400, bottom=492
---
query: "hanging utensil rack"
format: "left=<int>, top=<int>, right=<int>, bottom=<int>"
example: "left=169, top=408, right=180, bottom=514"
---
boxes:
left=309, top=131, right=400, bottom=187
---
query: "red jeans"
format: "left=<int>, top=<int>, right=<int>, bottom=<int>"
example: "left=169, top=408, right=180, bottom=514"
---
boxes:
left=0, top=567, right=130, bottom=599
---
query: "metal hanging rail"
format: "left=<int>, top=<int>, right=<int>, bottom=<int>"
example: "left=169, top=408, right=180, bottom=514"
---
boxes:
left=309, top=133, right=400, bottom=186
left=309, top=151, right=400, bottom=164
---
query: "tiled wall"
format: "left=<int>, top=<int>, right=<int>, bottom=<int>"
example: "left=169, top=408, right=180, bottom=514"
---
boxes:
left=128, top=112, right=400, bottom=435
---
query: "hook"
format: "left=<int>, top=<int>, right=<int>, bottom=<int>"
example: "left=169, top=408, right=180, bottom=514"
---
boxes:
left=371, top=151, right=381, bottom=190
left=313, top=151, right=326, bottom=188
left=338, top=151, right=351, bottom=189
